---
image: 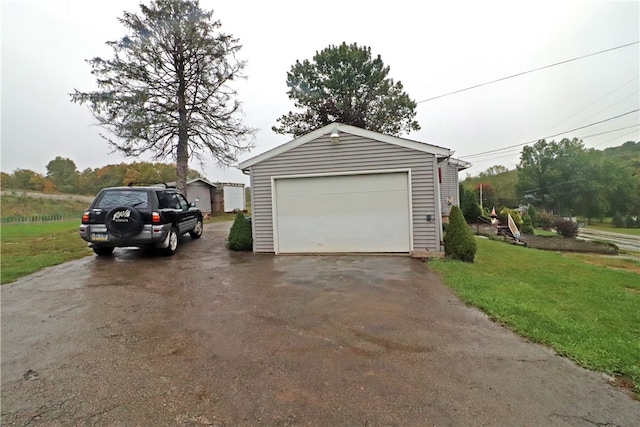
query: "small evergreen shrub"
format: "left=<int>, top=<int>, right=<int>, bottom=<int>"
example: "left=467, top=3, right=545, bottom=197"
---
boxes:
left=554, top=218, right=578, bottom=238
left=527, top=205, right=537, bottom=227
left=521, top=214, right=534, bottom=235
left=228, top=212, right=253, bottom=251
left=613, top=212, right=625, bottom=228
left=537, top=212, right=555, bottom=231
left=443, top=205, right=477, bottom=263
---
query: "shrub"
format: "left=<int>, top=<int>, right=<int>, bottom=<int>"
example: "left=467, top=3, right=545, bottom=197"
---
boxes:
left=444, top=205, right=477, bottom=262
left=521, top=214, right=534, bottom=235
left=527, top=205, right=537, bottom=227
left=554, top=218, right=578, bottom=238
left=228, top=212, right=253, bottom=251
left=497, top=208, right=523, bottom=228
left=537, top=212, right=555, bottom=231
left=613, top=212, right=626, bottom=228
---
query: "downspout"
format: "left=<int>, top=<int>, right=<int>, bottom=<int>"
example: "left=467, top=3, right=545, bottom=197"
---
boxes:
left=434, top=153, right=445, bottom=253
left=242, top=168, right=256, bottom=252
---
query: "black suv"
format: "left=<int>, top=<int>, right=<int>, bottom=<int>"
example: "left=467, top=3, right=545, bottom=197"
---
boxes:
left=79, top=185, right=203, bottom=256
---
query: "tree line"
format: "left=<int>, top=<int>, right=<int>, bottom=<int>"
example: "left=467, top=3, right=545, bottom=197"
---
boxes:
left=0, top=157, right=204, bottom=196
left=461, top=139, right=640, bottom=224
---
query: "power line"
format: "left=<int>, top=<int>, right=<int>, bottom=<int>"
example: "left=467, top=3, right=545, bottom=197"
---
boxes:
left=592, top=129, right=640, bottom=148
left=416, top=41, right=640, bottom=104
left=460, top=109, right=640, bottom=159
left=578, top=124, right=639, bottom=140
left=541, top=74, right=639, bottom=133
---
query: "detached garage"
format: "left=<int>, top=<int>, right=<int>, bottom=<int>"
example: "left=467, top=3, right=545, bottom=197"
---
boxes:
left=238, top=123, right=458, bottom=256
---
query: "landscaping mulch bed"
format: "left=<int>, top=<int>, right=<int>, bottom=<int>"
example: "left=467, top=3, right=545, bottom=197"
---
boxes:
left=519, top=235, right=619, bottom=255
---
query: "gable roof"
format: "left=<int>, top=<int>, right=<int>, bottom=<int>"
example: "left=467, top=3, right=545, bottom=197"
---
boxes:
left=238, top=123, right=453, bottom=172
left=164, top=178, right=217, bottom=188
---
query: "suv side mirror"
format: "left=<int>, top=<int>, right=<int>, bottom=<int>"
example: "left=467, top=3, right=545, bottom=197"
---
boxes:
left=189, top=201, right=197, bottom=208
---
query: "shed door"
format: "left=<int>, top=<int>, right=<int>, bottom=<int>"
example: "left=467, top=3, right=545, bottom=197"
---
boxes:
left=223, top=185, right=245, bottom=212
left=274, top=172, right=411, bottom=253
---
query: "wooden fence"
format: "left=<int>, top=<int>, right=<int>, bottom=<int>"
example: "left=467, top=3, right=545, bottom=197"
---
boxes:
left=0, top=213, right=82, bottom=224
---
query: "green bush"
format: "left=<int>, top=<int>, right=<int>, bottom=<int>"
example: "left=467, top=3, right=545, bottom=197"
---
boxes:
left=527, top=205, right=537, bottom=227
left=497, top=208, right=523, bottom=228
left=228, top=212, right=253, bottom=251
left=521, top=214, right=534, bottom=235
left=443, top=205, right=477, bottom=263
left=554, top=218, right=578, bottom=238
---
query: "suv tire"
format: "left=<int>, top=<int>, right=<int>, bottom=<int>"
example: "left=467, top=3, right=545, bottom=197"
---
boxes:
left=105, top=206, right=145, bottom=239
left=189, top=219, right=203, bottom=239
left=163, top=227, right=179, bottom=256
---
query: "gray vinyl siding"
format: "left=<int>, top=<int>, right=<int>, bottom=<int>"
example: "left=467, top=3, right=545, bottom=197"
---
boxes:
left=187, top=181, right=213, bottom=213
left=439, top=162, right=460, bottom=216
left=250, top=133, right=439, bottom=253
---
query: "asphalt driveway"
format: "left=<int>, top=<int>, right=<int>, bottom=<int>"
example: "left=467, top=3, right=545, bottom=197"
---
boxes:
left=2, top=222, right=639, bottom=426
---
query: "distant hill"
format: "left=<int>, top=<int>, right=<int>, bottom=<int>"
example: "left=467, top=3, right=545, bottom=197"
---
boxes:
left=601, top=141, right=640, bottom=175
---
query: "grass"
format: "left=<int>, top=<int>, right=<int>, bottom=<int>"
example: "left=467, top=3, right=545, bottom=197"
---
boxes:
left=585, top=223, right=640, bottom=236
left=533, top=228, right=557, bottom=236
left=1, top=194, right=90, bottom=217
left=430, top=237, right=640, bottom=395
left=1, top=220, right=92, bottom=284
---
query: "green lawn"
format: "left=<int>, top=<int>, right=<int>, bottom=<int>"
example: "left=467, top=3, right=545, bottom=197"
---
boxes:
left=1, top=221, right=92, bottom=284
left=585, top=223, right=640, bottom=236
left=430, top=237, right=640, bottom=394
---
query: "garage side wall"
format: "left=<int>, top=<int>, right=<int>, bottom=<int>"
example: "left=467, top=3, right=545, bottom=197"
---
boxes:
left=439, top=162, right=460, bottom=217
left=250, top=134, right=439, bottom=253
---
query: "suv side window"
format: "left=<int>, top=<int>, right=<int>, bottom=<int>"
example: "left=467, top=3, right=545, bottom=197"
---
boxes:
left=159, top=191, right=182, bottom=209
left=175, top=193, right=189, bottom=211
left=157, top=191, right=174, bottom=209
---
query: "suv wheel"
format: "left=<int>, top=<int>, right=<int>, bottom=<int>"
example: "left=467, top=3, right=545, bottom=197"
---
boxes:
left=105, top=206, right=144, bottom=238
left=93, top=246, right=114, bottom=256
left=189, top=219, right=203, bottom=239
left=164, top=227, right=178, bottom=256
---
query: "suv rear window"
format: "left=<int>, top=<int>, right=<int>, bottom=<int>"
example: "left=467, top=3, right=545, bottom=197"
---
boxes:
left=95, top=190, right=149, bottom=209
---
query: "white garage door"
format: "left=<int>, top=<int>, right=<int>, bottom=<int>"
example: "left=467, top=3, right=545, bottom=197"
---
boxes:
left=274, top=172, right=412, bottom=253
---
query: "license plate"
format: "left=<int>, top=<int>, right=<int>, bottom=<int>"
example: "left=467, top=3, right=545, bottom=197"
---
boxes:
left=92, top=233, right=108, bottom=242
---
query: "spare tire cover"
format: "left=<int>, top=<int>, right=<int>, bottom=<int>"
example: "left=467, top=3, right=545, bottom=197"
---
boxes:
left=105, top=206, right=144, bottom=238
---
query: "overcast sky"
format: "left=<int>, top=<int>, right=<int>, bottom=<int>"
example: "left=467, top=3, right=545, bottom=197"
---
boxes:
left=2, top=0, right=639, bottom=184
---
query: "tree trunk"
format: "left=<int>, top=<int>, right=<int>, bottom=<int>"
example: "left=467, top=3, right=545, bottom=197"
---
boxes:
left=176, top=40, right=188, bottom=197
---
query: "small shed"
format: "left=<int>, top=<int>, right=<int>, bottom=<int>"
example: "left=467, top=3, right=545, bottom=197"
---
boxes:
left=184, top=179, right=217, bottom=214
left=238, top=123, right=466, bottom=257
left=163, top=178, right=217, bottom=214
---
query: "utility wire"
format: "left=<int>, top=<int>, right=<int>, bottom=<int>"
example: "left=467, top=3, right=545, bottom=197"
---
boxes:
left=416, top=41, right=640, bottom=104
left=578, top=124, right=639, bottom=140
left=541, top=74, right=639, bottom=132
left=460, top=109, right=640, bottom=159
left=592, top=129, right=640, bottom=148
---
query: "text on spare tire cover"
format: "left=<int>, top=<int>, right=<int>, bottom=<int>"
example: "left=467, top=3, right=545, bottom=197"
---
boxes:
left=113, top=209, right=132, bottom=222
